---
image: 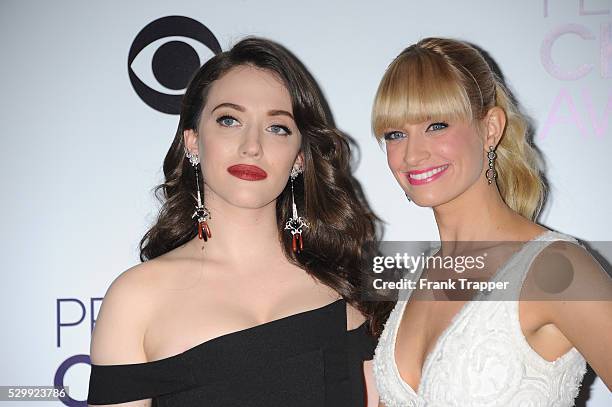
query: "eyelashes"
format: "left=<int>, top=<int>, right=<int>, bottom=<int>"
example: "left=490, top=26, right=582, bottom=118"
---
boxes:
left=427, top=122, right=448, bottom=131
left=215, top=115, right=292, bottom=136
left=216, top=115, right=240, bottom=127
left=268, top=124, right=292, bottom=136
left=383, top=130, right=405, bottom=141
left=382, top=122, right=449, bottom=141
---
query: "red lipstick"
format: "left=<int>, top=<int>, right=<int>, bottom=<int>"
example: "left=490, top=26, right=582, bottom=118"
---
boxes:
left=227, top=164, right=267, bottom=181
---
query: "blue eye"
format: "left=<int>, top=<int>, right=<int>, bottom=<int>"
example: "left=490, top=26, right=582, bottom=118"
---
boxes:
left=383, top=131, right=406, bottom=141
left=268, top=124, right=292, bottom=136
left=216, top=115, right=240, bottom=127
left=427, top=122, right=448, bottom=132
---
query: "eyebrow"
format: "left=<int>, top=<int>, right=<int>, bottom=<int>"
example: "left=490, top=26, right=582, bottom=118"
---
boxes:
left=268, top=109, right=294, bottom=120
left=211, top=102, right=245, bottom=113
left=211, top=103, right=294, bottom=120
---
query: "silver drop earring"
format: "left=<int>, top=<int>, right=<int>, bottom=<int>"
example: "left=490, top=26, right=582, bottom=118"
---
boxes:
left=284, top=166, right=309, bottom=254
left=185, top=148, right=212, bottom=241
left=486, top=145, right=497, bottom=185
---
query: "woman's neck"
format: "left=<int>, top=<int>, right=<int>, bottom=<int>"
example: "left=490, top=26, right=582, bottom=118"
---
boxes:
left=432, top=180, right=526, bottom=243
left=186, top=193, right=287, bottom=266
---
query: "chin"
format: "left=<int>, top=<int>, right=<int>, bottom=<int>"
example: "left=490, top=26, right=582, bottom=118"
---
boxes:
left=225, top=193, right=276, bottom=209
left=410, top=197, right=438, bottom=208
left=406, top=190, right=455, bottom=208
left=205, top=183, right=277, bottom=210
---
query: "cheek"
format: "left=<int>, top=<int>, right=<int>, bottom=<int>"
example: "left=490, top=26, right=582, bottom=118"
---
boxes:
left=266, top=135, right=301, bottom=166
left=198, top=135, right=234, bottom=182
left=200, top=139, right=221, bottom=160
left=436, top=133, right=482, bottom=171
left=385, top=144, right=404, bottom=171
left=434, top=135, right=463, bottom=160
left=200, top=127, right=231, bottom=154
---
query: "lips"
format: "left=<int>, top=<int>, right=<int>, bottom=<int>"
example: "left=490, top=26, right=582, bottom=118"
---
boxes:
left=405, top=164, right=449, bottom=185
left=227, top=164, right=268, bottom=181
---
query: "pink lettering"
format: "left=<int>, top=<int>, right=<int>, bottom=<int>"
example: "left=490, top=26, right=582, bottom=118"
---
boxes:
left=583, top=88, right=612, bottom=137
left=539, top=88, right=589, bottom=138
left=602, top=22, right=612, bottom=78
left=541, top=24, right=595, bottom=80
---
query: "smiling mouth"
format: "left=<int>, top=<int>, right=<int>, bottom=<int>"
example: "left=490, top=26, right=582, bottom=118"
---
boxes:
left=405, top=164, right=449, bottom=185
left=227, top=164, right=268, bottom=181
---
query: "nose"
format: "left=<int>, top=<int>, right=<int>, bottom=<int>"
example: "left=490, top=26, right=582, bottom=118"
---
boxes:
left=402, top=134, right=430, bottom=167
left=239, top=125, right=263, bottom=159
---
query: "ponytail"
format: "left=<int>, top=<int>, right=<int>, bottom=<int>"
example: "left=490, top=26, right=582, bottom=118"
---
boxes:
left=493, top=81, right=546, bottom=220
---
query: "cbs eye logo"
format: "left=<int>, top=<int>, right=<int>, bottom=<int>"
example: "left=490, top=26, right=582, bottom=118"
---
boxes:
left=128, top=16, right=221, bottom=114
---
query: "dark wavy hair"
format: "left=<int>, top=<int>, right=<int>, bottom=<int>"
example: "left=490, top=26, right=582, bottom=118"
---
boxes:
left=138, top=37, right=388, bottom=335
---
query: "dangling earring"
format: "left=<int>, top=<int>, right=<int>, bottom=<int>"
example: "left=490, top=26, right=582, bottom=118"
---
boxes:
left=486, top=145, right=497, bottom=185
left=185, top=148, right=212, bottom=241
left=284, top=166, right=309, bottom=254
left=405, top=192, right=412, bottom=202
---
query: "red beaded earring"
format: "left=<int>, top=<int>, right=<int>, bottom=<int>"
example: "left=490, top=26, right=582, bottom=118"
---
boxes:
left=185, top=148, right=212, bottom=241
left=284, top=166, right=309, bottom=254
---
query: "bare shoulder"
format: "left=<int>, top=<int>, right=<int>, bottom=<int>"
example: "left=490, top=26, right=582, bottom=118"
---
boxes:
left=525, top=237, right=612, bottom=388
left=518, top=233, right=608, bottom=328
left=90, top=260, right=166, bottom=365
left=523, top=236, right=612, bottom=303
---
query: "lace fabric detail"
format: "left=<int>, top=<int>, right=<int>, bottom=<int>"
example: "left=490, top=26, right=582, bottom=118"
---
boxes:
left=373, top=231, right=587, bottom=407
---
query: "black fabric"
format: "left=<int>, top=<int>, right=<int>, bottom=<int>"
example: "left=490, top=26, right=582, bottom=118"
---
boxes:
left=347, top=322, right=377, bottom=360
left=87, top=299, right=378, bottom=406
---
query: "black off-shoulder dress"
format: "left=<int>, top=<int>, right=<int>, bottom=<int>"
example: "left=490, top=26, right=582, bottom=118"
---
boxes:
left=87, top=298, right=377, bottom=406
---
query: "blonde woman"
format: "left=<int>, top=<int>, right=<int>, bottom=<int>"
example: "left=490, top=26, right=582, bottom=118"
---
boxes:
left=371, top=37, right=612, bottom=406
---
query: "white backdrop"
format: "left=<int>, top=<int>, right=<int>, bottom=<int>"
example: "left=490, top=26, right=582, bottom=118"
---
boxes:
left=1, top=0, right=610, bottom=405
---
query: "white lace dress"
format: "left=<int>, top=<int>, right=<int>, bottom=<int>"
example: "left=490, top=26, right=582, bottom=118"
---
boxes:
left=373, top=230, right=587, bottom=407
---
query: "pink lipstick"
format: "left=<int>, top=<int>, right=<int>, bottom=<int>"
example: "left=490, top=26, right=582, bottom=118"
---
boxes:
left=227, top=164, right=267, bottom=181
left=405, top=164, right=449, bottom=185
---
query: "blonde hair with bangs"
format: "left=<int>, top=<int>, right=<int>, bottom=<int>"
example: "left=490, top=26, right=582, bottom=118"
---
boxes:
left=372, top=37, right=545, bottom=220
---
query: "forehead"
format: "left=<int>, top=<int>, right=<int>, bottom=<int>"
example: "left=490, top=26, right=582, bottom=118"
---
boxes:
left=205, top=65, right=293, bottom=112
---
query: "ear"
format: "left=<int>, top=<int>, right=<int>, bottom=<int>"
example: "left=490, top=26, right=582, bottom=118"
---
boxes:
left=293, top=151, right=304, bottom=171
left=483, top=106, right=506, bottom=152
left=183, top=129, right=199, bottom=155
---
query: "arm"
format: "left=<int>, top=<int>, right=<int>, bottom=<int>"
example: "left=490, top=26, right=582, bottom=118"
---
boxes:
left=88, top=264, right=156, bottom=406
left=363, top=359, right=380, bottom=407
left=347, top=303, right=381, bottom=406
left=547, top=300, right=612, bottom=390
left=527, top=241, right=612, bottom=390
